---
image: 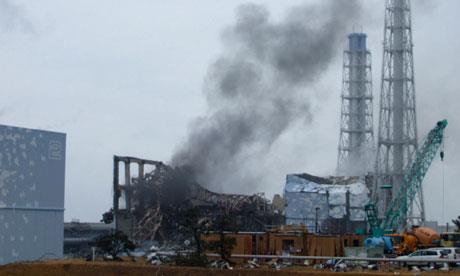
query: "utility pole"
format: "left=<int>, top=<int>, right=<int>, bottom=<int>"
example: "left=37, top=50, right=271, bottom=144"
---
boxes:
left=315, top=207, right=320, bottom=233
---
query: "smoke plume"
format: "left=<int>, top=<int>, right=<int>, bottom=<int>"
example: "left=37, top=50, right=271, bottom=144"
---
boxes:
left=0, top=0, right=33, bottom=33
left=172, top=0, right=362, bottom=193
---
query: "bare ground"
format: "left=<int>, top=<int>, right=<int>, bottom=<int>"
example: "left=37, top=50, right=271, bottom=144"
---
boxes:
left=0, top=260, right=456, bottom=276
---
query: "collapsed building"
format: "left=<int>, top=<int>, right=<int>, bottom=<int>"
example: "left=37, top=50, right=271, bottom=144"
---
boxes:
left=284, top=173, right=372, bottom=234
left=112, top=156, right=283, bottom=243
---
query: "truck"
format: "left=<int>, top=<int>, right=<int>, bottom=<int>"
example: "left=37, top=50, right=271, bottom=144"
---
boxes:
left=387, top=226, right=440, bottom=255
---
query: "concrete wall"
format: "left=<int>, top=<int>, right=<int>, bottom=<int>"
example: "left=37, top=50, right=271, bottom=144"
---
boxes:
left=0, top=125, right=66, bottom=264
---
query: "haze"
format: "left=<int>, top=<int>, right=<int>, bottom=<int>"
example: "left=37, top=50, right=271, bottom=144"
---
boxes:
left=0, top=0, right=458, bottom=224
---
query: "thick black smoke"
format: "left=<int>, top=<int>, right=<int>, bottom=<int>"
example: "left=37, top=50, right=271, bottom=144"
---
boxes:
left=172, top=1, right=362, bottom=193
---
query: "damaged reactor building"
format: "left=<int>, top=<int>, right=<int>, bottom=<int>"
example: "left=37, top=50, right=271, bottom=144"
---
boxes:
left=284, top=173, right=371, bottom=234
left=112, top=156, right=284, bottom=242
left=111, top=155, right=372, bottom=242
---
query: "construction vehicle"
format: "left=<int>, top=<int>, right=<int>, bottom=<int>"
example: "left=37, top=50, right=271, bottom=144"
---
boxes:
left=365, top=120, right=448, bottom=254
left=388, top=226, right=441, bottom=255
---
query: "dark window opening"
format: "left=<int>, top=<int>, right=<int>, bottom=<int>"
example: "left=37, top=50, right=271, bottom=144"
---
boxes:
left=282, top=240, right=294, bottom=252
left=353, top=239, right=360, bottom=246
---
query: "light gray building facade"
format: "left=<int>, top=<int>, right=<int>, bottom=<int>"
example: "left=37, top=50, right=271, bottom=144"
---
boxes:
left=284, top=173, right=369, bottom=234
left=0, top=125, right=66, bottom=264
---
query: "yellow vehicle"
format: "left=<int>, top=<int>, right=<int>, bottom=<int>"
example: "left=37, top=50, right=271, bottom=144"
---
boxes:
left=385, top=233, right=406, bottom=254
left=440, top=232, right=460, bottom=247
left=386, top=227, right=440, bottom=255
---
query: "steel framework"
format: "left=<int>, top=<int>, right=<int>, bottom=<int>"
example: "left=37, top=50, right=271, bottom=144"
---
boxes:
left=367, top=120, right=447, bottom=234
left=337, top=33, right=374, bottom=176
left=374, top=0, right=421, bottom=227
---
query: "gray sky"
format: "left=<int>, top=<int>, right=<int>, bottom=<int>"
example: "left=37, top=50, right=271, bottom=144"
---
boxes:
left=1, top=0, right=459, bottom=224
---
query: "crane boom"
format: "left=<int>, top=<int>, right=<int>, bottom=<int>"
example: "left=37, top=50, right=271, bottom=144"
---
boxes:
left=366, top=119, right=448, bottom=235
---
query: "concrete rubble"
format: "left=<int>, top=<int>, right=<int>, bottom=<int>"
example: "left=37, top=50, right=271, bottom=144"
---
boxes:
left=112, top=156, right=283, bottom=243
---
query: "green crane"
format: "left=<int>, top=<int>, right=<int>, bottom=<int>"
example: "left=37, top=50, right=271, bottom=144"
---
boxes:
left=366, top=119, right=448, bottom=236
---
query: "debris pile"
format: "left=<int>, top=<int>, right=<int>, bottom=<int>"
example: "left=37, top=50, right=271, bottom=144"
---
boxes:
left=113, top=156, right=283, bottom=243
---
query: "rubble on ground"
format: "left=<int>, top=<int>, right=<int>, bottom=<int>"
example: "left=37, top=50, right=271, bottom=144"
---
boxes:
left=113, top=158, right=283, bottom=243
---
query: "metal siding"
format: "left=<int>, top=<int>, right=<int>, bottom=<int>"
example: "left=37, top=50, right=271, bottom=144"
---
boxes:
left=0, top=125, right=65, bottom=264
left=285, top=191, right=328, bottom=229
left=284, top=174, right=369, bottom=228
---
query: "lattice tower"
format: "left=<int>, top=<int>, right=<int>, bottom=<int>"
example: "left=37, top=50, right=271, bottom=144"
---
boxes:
left=374, top=0, right=422, bottom=228
left=337, top=33, right=374, bottom=176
